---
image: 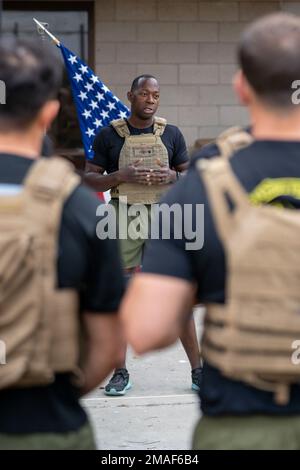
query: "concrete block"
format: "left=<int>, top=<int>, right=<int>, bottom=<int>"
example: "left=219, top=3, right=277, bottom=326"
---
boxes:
left=179, top=22, right=218, bottom=42
left=95, top=0, right=116, bottom=21
left=199, top=2, right=239, bottom=21
left=158, top=1, right=198, bottom=21
left=180, top=126, right=199, bottom=147
left=95, top=64, right=137, bottom=86
left=219, top=64, right=238, bottom=84
left=179, top=106, right=219, bottom=126
left=137, top=64, right=178, bottom=84
left=198, top=126, right=228, bottom=139
left=220, top=106, right=250, bottom=126
left=239, top=2, right=280, bottom=21
left=219, top=22, right=247, bottom=42
left=137, top=23, right=178, bottom=42
left=157, top=106, right=179, bottom=125
left=199, top=43, right=237, bottom=64
left=180, top=65, right=218, bottom=85
left=159, top=85, right=200, bottom=106
left=95, top=43, right=117, bottom=64
left=96, top=22, right=137, bottom=42
left=116, top=0, right=156, bottom=21
left=116, top=43, right=157, bottom=63
left=158, top=43, right=198, bottom=64
left=199, top=85, right=238, bottom=105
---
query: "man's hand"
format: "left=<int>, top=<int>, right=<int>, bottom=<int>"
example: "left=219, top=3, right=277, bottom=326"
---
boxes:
left=146, top=158, right=177, bottom=185
left=145, top=162, right=176, bottom=185
left=117, top=159, right=146, bottom=184
left=118, top=159, right=177, bottom=186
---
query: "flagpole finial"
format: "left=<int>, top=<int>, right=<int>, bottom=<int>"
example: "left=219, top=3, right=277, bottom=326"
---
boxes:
left=36, top=20, right=49, bottom=40
left=33, top=18, right=60, bottom=46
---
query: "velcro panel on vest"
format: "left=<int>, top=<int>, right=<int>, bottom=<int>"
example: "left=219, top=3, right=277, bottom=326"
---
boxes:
left=117, top=133, right=170, bottom=204
left=0, top=158, right=80, bottom=389
left=199, top=157, right=300, bottom=405
left=111, top=117, right=169, bottom=203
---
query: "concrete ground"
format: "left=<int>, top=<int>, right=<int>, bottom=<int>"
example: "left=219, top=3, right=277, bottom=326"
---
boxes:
left=82, top=308, right=204, bottom=450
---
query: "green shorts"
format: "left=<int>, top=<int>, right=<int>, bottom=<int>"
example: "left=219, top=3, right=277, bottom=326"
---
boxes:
left=0, top=422, right=96, bottom=450
left=193, top=414, right=300, bottom=450
left=110, top=199, right=152, bottom=269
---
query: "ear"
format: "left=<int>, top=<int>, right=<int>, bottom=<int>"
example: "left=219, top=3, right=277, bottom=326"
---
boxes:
left=127, top=91, right=133, bottom=104
left=233, top=70, right=252, bottom=106
left=36, top=100, right=60, bottom=131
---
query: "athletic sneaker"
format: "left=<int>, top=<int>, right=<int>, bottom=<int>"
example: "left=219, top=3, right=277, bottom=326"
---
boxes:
left=191, top=367, right=203, bottom=392
left=104, top=368, right=132, bottom=396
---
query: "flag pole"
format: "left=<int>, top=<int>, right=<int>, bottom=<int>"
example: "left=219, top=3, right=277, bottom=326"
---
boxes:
left=33, top=18, right=60, bottom=46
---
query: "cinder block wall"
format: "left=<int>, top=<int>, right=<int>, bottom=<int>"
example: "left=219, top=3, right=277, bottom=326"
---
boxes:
left=95, top=1, right=300, bottom=148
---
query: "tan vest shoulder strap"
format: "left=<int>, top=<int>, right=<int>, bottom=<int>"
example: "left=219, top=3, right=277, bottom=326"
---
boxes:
left=197, top=158, right=250, bottom=243
left=23, top=157, right=81, bottom=292
left=111, top=118, right=130, bottom=138
left=216, top=126, right=253, bottom=159
left=24, top=157, right=80, bottom=203
left=153, top=117, right=167, bottom=136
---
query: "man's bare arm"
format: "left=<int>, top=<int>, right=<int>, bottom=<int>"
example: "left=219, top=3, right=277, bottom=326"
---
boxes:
left=120, top=273, right=195, bottom=354
left=84, top=162, right=122, bottom=192
left=175, top=161, right=189, bottom=172
left=80, top=312, right=124, bottom=396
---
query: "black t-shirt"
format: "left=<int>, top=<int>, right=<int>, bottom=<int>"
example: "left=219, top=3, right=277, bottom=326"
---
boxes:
left=0, top=154, right=125, bottom=433
left=143, top=140, right=300, bottom=416
left=91, top=120, right=189, bottom=172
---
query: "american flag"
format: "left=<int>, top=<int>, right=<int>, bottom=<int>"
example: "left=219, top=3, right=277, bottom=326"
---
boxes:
left=59, top=44, right=130, bottom=160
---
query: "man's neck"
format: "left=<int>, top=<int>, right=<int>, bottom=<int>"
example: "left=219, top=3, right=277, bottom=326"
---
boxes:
left=0, top=133, right=41, bottom=159
left=127, top=115, right=154, bottom=129
left=251, top=106, right=300, bottom=141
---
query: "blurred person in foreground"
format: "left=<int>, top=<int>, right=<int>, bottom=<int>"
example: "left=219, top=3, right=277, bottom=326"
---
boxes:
left=121, top=13, right=300, bottom=450
left=0, top=38, right=124, bottom=450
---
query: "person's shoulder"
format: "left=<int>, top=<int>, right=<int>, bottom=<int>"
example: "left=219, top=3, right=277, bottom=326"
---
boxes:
left=164, top=124, right=183, bottom=136
left=66, top=183, right=101, bottom=211
left=93, top=125, right=122, bottom=154
left=94, top=125, right=118, bottom=142
left=190, top=127, right=253, bottom=167
left=190, top=142, right=220, bottom=168
left=62, top=183, right=102, bottom=235
left=163, top=125, right=186, bottom=147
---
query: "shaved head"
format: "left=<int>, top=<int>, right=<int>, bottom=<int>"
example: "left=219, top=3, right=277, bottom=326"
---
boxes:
left=238, top=13, right=300, bottom=108
left=130, top=75, right=158, bottom=93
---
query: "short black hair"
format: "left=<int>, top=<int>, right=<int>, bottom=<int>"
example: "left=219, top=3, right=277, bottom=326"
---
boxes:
left=130, top=74, right=158, bottom=92
left=0, top=38, right=62, bottom=130
left=238, top=13, right=300, bottom=108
